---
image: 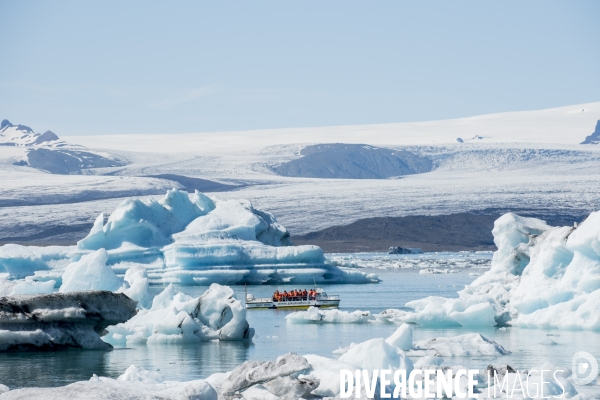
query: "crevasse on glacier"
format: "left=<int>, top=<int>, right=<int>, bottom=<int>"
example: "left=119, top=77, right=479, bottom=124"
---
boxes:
left=400, top=211, right=600, bottom=330
left=0, top=189, right=376, bottom=287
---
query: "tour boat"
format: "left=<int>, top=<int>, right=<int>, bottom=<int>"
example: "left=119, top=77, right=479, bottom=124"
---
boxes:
left=244, top=287, right=340, bottom=310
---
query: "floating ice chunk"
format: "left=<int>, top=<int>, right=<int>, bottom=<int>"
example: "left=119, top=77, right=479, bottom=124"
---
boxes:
left=529, top=361, right=573, bottom=381
left=9, top=279, right=56, bottom=295
left=262, top=375, right=319, bottom=399
left=245, top=353, right=310, bottom=383
left=103, top=283, right=254, bottom=345
left=395, top=210, right=600, bottom=330
left=220, top=361, right=263, bottom=396
left=0, top=384, right=8, bottom=394
left=117, top=364, right=165, bottom=384
left=178, top=380, right=219, bottom=400
left=59, top=249, right=125, bottom=293
left=302, top=354, right=361, bottom=398
left=286, top=306, right=373, bottom=324
left=333, top=342, right=357, bottom=355
left=122, top=266, right=151, bottom=309
left=339, top=338, right=413, bottom=373
left=413, top=355, right=444, bottom=369
left=385, top=323, right=413, bottom=351
left=411, top=333, right=509, bottom=357
left=0, top=376, right=218, bottom=400
left=449, top=302, right=497, bottom=327
left=220, top=353, right=310, bottom=397
left=242, top=384, right=280, bottom=400
left=0, top=291, right=137, bottom=351
left=540, top=338, right=558, bottom=346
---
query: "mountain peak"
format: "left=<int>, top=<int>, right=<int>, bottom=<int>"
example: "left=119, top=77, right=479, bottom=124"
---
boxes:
left=34, top=130, right=60, bottom=144
left=1, top=119, right=12, bottom=129
left=580, top=120, right=600, bottom=145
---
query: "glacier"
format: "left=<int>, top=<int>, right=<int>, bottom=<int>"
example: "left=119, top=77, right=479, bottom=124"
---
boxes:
left=0, top=189, right=377, bottom=288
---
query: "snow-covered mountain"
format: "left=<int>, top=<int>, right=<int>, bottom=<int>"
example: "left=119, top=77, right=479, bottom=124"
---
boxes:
left=65, top=101, right=600, bottom=154
left=0, top=119, right=124, bottom=174
left=2, top=101, right=600, bottom=245
left=0, top=119, right=66, bottom=147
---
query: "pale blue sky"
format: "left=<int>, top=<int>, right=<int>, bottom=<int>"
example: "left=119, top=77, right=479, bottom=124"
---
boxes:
left=1, top=1, right=599, bottom=136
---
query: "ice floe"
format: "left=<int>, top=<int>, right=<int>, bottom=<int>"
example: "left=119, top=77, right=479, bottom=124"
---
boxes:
left=0, top=291, right=137, bottom=351
left=286, top=306, right=373, bottom=324
left=409, top=333, right=510, bottom=357
left=102, top=283, right=254, bottom=345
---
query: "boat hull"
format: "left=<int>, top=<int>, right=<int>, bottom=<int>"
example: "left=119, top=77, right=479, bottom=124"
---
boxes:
left=245, top=299, right=340, bottom=310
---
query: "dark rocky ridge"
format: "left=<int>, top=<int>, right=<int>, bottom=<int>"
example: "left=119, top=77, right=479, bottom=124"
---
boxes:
left=144, top=174, right=242, bottom=193
left=273, top=143, right=433, bottom=179
left=292, top=211, right=589, bottom=252
left=26, top=148, right=125, bottom=174
left=581, top=120, right=600, bottom=145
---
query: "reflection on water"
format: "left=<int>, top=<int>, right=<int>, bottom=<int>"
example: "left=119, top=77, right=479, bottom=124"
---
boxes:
left=1, top=268, right=600, bottom=388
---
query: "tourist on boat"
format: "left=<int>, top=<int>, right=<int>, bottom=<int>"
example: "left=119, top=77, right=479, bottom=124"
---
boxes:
left=302, top=289, right=308, bottom=300
left=273, top=290, right=280, bottom=302
left=282, top=290, right=288, bottom=301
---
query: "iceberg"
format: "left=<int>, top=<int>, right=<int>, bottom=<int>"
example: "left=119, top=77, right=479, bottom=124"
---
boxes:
left=59, top=249, right=125, bottom=293
left=0, top=189, right=376, bottom=286
left=396, top=211, right=600, bottom=330
left=0, top=291, right=137, bottom=351
left=102, top=283, right=254, bottom=345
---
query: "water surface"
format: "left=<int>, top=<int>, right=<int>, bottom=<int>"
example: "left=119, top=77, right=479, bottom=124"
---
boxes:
left=1, top=267, right=598, bottom=388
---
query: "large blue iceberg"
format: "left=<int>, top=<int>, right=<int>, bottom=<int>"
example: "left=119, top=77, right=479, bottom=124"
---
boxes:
left=1, top=190, right=378, bottom=287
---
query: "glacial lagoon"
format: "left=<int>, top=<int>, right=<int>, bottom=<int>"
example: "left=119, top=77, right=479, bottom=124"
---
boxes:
left=2, top=264, right=599, bottom=389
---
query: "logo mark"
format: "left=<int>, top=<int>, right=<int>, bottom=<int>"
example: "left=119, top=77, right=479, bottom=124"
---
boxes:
left=572, top=351, right=598, bottom=385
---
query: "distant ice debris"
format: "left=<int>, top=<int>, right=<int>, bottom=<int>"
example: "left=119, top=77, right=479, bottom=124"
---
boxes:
left=326, top=251, right=492, bottom=271
left=0, top=189, right=377, bottom=286
left=396, top=210, right=600, bottom=330
left=410, top=333, right=510, bottom=357
left=388, top=246, right=422, bottom=254
left=286, top=306, right=372, bottom=324
left=540, top=338, right=558, bottom=346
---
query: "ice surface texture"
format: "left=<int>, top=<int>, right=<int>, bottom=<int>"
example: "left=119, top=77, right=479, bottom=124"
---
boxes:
left=0, top=189, right=376, bottom=286
left=103, top=283, right=254, bottom=344
left=395, top=211, right=600, bottom=329
left=0, top=291, right=137, bottom=351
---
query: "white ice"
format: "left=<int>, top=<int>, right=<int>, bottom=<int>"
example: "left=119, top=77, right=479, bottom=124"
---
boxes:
left=102, top=283, right=254, bottom=345
left=59, top=249, right=125, bottom=293
left=394, top=210, right=600, bottom=330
